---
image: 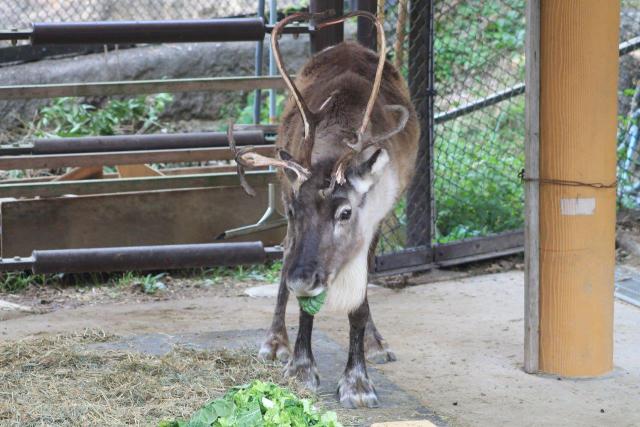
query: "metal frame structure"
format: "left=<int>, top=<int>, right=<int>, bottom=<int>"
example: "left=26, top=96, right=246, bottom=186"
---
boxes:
left=0, top=0, right=577, bottom=275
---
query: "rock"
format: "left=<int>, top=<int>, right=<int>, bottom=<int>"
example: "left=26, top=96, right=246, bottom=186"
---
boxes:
left=244, top=284, right=278, bottom=298
left=0, top=299, right=35, bottom=321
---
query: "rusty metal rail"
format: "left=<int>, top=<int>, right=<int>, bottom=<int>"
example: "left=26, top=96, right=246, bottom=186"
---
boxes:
left=0, top=242, right=283, bottom=273
left=0, top=130, right=269, bottom=156
left=1, top=18, right=310, bottom=44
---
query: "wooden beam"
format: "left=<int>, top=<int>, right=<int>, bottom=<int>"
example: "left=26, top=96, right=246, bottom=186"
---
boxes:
left=538, top=0, right=619, bottom=377
left=0, top=145, right=275, bottom=170
left=1, top=186, right=286, bottom=257
left=116, top=164, right=162, bottom=178
left=53, top=166, right=103, bottom=181
left=0, top=170, right=276, bottom=199
left=524, top=0, right=541, bottom=374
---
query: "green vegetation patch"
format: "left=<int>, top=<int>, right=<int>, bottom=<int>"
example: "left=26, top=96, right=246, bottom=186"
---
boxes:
left=297, top=290, right=327, bottom=316
left=160, top=380, right=341, bottom=427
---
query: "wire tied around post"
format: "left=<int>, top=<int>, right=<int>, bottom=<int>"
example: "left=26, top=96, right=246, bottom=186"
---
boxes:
left=518, top=169, right=617, bottom=189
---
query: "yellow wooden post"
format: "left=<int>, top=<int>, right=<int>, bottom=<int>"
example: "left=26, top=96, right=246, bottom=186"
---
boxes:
left=537, top=0, right=620, bottom=376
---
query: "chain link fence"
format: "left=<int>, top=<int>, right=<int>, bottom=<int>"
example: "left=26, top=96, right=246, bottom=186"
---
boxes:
left=378, top=0, right=640, bottom=258
left=619, top=1, right=640, bottom=210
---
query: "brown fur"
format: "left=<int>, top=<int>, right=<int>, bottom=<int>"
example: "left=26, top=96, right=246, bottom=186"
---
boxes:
left=276, top=41, right=419, bottom=193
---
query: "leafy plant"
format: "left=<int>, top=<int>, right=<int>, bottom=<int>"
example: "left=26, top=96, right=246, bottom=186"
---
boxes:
left=159, top=380, right=341, bottom=427
left=236, top=92, right=287, bottom=126
left=205, top=261, right=282, bottom=284
left=0, top=272, right=51, bottom=293
left=138, top=273, right=167, bottom=295
left=32, top=93, right=173, bottom=138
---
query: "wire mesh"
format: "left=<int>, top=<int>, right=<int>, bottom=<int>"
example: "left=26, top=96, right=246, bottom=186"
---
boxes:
left=618, top=1, right=640, bottom=211
left=378, top=0, right=640, bottom=256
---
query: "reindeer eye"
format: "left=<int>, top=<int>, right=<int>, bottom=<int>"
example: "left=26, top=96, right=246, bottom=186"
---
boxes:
left=287, top=207, right=294, bottom=219
left=338, top=207, right=352, bottom=221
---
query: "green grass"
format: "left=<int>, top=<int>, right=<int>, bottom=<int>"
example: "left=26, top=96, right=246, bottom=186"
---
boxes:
left=0, top=272, right=56, bottom=293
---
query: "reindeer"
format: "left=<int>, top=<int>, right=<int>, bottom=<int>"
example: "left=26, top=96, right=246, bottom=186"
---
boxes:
left=228, top=11, right=419, bottom=408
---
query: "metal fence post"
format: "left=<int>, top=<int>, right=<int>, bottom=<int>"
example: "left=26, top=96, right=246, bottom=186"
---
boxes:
left=309, top=0, right=344, bottom=53
left=406, top=0, right=434, bottom=248
left=253, top=0, right=266, bottom=124
left=353, top=0, right=376, bottom=49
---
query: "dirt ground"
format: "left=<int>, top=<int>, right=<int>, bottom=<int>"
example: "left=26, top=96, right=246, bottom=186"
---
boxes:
left=2, top=267, right=639, bottom=427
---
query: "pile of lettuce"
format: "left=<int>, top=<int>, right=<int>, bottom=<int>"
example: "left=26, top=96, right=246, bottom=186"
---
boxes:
left=159, top=380, right=342, bottom=427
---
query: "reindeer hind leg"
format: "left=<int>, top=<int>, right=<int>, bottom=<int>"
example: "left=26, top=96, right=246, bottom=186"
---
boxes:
left=364, top=230, right=397, bottom=364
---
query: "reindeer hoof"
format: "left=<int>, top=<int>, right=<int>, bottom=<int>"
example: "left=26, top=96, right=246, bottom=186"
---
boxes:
left=365, top=331, right=397, bottom=364
left=337, top=370, right=380, bottom=409
left=258, top=330, right=291, bottom=362
left=284, top=356, right=319, bottom=391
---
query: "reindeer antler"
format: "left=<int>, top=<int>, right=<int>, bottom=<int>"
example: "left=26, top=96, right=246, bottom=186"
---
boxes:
left=233, top=11, right=398, bottom=197
left=270, top=10, right=339, bottom=167
left=228, top=123, right=311, bottom=196
left=272, top=11, right=386, bottom=164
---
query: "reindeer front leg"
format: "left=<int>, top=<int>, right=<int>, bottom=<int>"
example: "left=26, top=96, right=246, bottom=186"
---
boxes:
left=258, top=274, right=291, bottom=362
left=338, top=297, right=379, bottom=408
left=283, top=309, right=320, bottom=391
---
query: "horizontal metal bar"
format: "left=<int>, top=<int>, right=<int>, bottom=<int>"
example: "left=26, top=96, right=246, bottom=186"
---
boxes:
left=434, top=230, right=524, bottom=265
left=0, top=29, right=31, bottom=41
left=435, top=84, right=525, bottom=124
left=30, top=19, right=266, bottom=44
left=265, top=24, right=309, bottom=34
left=0, top=130, right=268, bottom=156
left=0, top=23, right=309, bottom=43
left=0, top=75, right=286, bottom=100
left=619, top=36, right=640, bottom=56
left=0, top=145, right=275, bottom=170
left=27, top=242, right=269, bottom=274
left=0, top=242, right=284, bottom=273
left=434, top=38, right=637, bottom=125
left=374, top=246, right=432, bottom=273
left=0, top=170, right=275, bottom=199
left=0, top=256, right=34, bottom=271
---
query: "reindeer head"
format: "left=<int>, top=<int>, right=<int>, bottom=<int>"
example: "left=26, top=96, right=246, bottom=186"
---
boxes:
left=229, top=11, right=410, bottom=310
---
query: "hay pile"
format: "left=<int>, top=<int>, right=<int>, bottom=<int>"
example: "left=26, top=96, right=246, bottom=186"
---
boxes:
left=0, top=330, right=302, bottom=426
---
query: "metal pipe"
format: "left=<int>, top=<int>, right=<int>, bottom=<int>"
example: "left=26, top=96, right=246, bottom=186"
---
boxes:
left=269, top=0, right=278, bottom=123
left=0, top=24, right=308, bottom=43
left=434, top=84, right=525, bottom=125
left=11, top=131, right=268, bottom=155
left=29, top=19, right=267, bottom=45
left=254, top=0, right=267, bottom=124
left=619, top=35, right=640, bottom=56
left=0, top=242, right=284, bottom=273
left=29, top=242, right=268, bottom=274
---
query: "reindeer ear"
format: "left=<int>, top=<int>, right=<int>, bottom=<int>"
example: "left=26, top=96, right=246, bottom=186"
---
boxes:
left=370, top=105, right=410, bottom=143
left=348, top=147, right=390, bottom=193
left=277, top=149, right=300, bottom=184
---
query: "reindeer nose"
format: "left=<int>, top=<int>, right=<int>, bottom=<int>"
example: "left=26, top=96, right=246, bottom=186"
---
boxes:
left=287, top=265, right=324, bottom=296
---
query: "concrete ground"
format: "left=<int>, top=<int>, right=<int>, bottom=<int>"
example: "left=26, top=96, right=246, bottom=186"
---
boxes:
left=2, top=271, right=639, bottom=427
